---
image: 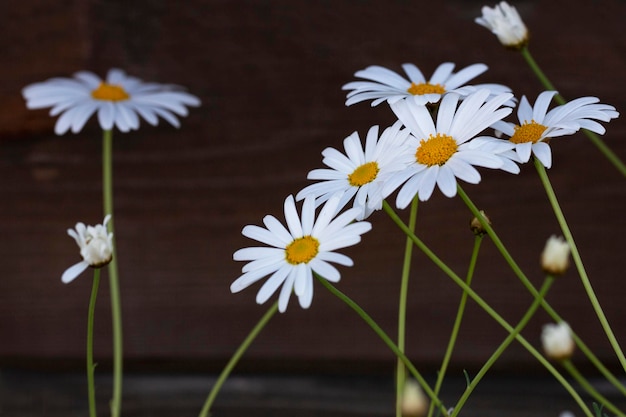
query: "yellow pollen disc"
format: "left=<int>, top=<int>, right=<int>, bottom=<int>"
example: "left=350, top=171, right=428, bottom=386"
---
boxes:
left=285, top=235, right=320, bottom=265
left=91, top=82, right=130, bottom=101
left=509, top=120, right=547, bottom=144
left=407, top=82, right=446, bottom=96
left=348, top=161, right=379, bottom=187
left=415, top=134, right=458, bottom=166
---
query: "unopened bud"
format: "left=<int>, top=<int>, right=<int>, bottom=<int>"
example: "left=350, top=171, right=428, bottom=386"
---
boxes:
left=401, top=379, right=428, bottom=417
left=470, top=210, right=491, bottom=236
left=541, top=235, right=570, bottom=275
left=541, top=322, right=575, bottom=361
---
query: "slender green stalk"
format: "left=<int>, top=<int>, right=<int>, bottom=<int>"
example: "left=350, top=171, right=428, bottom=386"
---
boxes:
left=102, top=129, right=123, bottom=417
left=520, top=46, right=626, bottom=177
left=451, top=276, right=555, bottom=417
left=533, top=157, right=626, bottom=372
left=396, top=196, right=419, bottom=417
left=456, top=185, right=626, bottom=392
left=427, top=235, right=483, bottom=417
left=382, top=200, right=594, bottom=417
left=561, top=360, right=626, bottom=417
left=87, top=269, right=101, bottom=417
left=317, top=276, right=448, bottom=417
left=198, top=301, right=279, bottom=417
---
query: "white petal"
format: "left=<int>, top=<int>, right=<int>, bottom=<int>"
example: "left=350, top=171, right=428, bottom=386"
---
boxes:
left=532, top=142, right=553, bottom=168
left=61, top=261, right=89, bottom=284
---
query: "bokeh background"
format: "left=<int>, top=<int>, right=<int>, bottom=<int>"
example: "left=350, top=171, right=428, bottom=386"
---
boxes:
left=1, top=0, right=625, bottom=379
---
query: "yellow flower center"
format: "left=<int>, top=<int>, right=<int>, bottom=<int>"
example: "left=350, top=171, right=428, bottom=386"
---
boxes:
left=91, top=82, right=130, bottom=101
left=415, top=134, right=458, bottom=166
left=285, top=236, right=320, bottom=265
left=407, top=82, right=446, bottom=96
left=348, top=161, right=379, bottom=187
left=509, top=120, right=547, bottom=144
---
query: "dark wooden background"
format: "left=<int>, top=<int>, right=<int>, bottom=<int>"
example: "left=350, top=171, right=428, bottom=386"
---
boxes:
left=1, top=0, right=625, bottom=375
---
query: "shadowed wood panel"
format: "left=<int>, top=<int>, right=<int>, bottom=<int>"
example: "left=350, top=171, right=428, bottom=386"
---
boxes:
left=0, top=0, right=624, bottom=373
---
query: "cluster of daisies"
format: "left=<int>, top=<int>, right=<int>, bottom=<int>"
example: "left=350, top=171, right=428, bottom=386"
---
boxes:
left=231, top=60, right=618, bottom=312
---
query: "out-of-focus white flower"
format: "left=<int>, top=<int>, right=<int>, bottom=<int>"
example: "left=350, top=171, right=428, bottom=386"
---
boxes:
left=62, top=215, right=113, bottom=284
left=541, top=322, right=575, bottom=360
left=475, top=2, right=529, bottom=49
left=401, top=379, right=428, bottom=417
left=22, top=68, right=200, bottom=134
left=541, top=235, right=570, bottom=275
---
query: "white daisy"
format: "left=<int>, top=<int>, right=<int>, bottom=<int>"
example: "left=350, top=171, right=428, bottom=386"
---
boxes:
left=342, top=62, right=511, bottom=107
left=295, top=121, right=413, bottom=220
left=490, top=91, right=619, bottom=168
left=475, top=1, right=529, bottom=49
left=62, top=215, right=113, bottom=284
left=22, top=68, right=201, bottom=135
left=231, top=194, right=372, bottom=313
left=384, top=89, right=517, bottom=207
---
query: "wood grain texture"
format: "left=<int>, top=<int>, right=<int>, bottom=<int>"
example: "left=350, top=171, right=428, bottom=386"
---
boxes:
left=1, top=0, right=624, bottom=372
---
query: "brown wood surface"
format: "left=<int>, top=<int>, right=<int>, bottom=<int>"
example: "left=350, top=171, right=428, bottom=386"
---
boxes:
left=1, top=0, right=625, bottom=373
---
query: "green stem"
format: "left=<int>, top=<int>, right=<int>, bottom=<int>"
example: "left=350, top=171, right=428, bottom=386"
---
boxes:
left=451, top=276, right=555, bottom=417
left=533, top=157, right=626, bottom=373
left=561, top=359, right=626, bottom=417
left=317, top=276, right=448, bottom=417
left=456, top=185, right=626, bottom=392
left=520, top=46, right=626, bottom=177
left=102, top=129, right=123, bottom=417
left=382, top=200, right=594, bottom=417
left=427, top=235, right=483, bottom=417
left=396, top=196, right=418, bottom=417
left=198, top=301, right=279, bottom=417
left=87, top=269, right=101, bottom=417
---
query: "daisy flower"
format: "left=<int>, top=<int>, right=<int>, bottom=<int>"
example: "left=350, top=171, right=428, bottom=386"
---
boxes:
left=384, top=89, right=517, bottom=207
left=342, top=62, right=511, bottom=107
left=231, top=194, right=372, bottom=312
left=475, top=1, right=529, bottom=49
left=62, top=215, right=113, bottom=284
left=490, top=91, right=619, bottom=168
left=22, top=68, right=201, bottom=135
left=295, top=121, right=413, bottom=220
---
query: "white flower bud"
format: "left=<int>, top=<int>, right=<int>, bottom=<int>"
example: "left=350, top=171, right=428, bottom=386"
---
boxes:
left=401, top=379, right=428, bottom=417
left=541, top=322, right=575, bottom=360
left=62, top=215, right=113, bottom=284
left=541, top=235, right=570, bottom=275
left=475, top=2, right=529, bottom=49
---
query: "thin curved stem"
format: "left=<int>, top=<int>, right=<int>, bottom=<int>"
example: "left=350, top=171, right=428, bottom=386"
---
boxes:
left=102, top=129, right=123, bottom=417
left=456, top=185, right=626, bottom=392
left=533, top=157, right=626, bottom=372
left=87, top=269, right=101, bottom=417
left=382, top=200, right=594, bottom=417
left=427, top=235, right=483, bottom=417
left=451, top=276, right=555, bottom=417
left=198, top=301, right=279, bottom=417
left=318, top=276, right=449, bottom=417
left=396, top=196, right=419, bottom=417
left=520, top=46, right=626, bottom=177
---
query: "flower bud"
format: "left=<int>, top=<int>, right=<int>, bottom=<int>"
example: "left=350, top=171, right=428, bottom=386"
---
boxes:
left=475, top=2, right=529, bottom=50
left=470, top=210, right=491, bottom=236
left=541, top=322, right=575, bottom=361
left=401, top=379, right=428, bottom=417
left=541, top=235, right=570, bottom=275
left=62, top=215, right=113, bottom=283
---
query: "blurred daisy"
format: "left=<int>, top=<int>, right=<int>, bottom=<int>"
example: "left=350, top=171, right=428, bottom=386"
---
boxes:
left=295, top=121, right=412, bottom=220
left=231, top=194, right=372, bottom=312
left=22, top=68, right=200, bottom=135
left=490, top=91, right=619, bottom=168
left=384, top=89, right=516, bottom=207
left=62, top=215, right=113, bottom=284
left=342, top=62, right=511, bottom=107
left=475, top=1, right=529, bottom=49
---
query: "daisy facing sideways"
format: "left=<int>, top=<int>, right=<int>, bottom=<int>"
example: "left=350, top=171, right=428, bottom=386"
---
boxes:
left=62, top=215, right=113, bottom=284
left=296, top=121, right=413, bottom=220
left=231, top=194, right=372, bottom=313
left=342, top=61, right=511, bottom=107
left=489, top=91, right=619, bottom=168
left=22, top=68, right=200, bottom=135
left=384, top=89, right=518, bottom=207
